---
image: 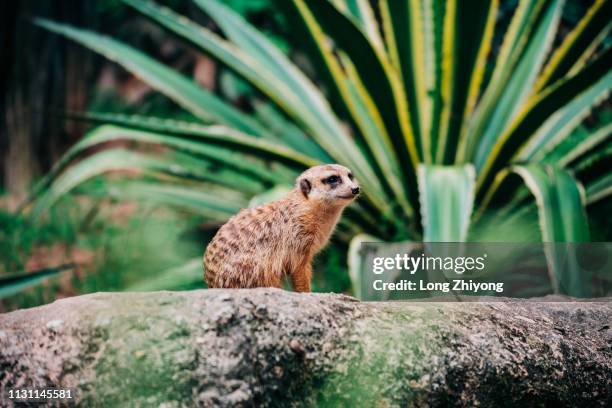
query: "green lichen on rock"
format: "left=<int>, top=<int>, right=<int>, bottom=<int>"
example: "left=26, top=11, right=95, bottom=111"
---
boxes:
left=1, top=289, right=611, bottom=407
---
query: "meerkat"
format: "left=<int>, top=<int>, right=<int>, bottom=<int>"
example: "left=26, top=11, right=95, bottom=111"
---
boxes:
left=204, top=164, right=360, bottom=292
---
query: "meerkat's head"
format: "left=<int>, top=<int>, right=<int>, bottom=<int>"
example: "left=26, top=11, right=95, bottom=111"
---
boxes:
left=296, top=164, right=360, bottom=205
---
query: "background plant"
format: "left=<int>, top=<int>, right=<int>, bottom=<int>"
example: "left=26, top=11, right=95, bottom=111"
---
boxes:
left=17, top=0, right=612, bottom=297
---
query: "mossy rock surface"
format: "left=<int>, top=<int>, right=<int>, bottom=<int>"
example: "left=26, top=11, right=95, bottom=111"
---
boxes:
left=1, top=289, right=611, bottom=407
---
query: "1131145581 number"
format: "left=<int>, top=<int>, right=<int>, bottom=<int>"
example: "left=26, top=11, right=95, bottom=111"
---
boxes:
left=6, top=388, right=74, bottom=401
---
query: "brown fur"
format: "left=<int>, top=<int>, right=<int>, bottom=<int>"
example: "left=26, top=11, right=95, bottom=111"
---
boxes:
left=204, top=164, right=359, bottom=292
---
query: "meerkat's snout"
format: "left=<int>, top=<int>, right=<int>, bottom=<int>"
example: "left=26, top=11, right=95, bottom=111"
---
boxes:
left=342, top=172, right=360, bottom=200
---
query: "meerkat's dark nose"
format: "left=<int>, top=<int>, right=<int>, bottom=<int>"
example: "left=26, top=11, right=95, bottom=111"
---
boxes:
left=351, top=187, right=360, bottom=195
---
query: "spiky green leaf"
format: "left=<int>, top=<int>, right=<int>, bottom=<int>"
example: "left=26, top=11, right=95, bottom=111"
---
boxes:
left=0, top=265, right=74, bottom=299
left=437, top=0, right=498, bottom=164
left=477, top=46, right=612, bottom=195
left=30, top=148, right=248, bottom=218
left=472, top=0, right=564, bottom=171
left=348, top=233, right=379, bottom=299
left=418, top=164, right=476, bottom=241
left=35, top=18, right=265, bottom=136
left=517, top=71, right=612, bottom=161
left=509, top=165, right=591, bottom=296
left=586, top=173, right=612, bottom=205
left=536, top=0, right=612, bottom=90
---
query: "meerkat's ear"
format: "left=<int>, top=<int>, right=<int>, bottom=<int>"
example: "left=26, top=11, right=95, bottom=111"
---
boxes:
left=300, top=178, right=312, bottom=198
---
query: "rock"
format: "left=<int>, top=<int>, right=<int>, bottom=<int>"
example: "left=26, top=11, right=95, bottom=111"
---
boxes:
left=45, top=319, right=64, bottom=332
left=0, top=289, right=611, bottom=407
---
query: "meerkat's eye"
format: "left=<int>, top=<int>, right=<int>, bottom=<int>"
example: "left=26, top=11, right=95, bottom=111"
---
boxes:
left=323, top=175, right=341, bottom=184
left=348, top=173, right=354, bottom=180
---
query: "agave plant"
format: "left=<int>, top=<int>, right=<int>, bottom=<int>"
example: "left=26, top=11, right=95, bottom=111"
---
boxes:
left=27, top=0, right=611, bottom=296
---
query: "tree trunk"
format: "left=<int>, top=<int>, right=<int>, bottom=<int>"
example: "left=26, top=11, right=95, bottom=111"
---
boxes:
left=0, top=0, right=96, bottom=204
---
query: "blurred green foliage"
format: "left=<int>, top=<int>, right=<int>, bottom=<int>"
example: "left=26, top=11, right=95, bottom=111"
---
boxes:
left=0, top=190, right=210, bottom=310
left=0, top=199, right=79, bottom=273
